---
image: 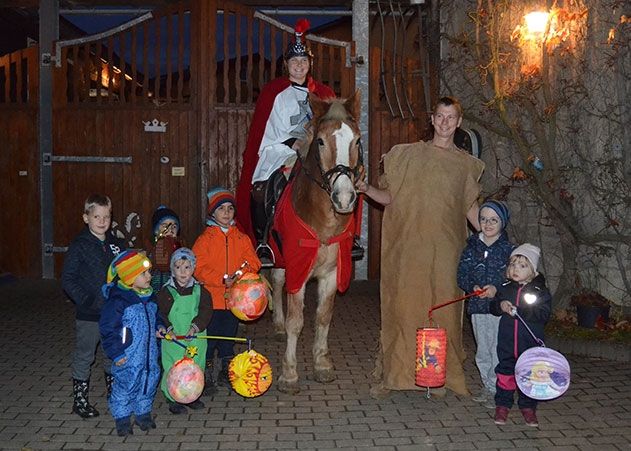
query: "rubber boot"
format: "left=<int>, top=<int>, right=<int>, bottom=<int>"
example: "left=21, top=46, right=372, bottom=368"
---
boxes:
left=203, top=360, right=217, bottom=396
left=104, top=372, right=114, bottom=399
left=115, top=416, right=133, bottom=436
left=72, top=378, right=100, bottom=418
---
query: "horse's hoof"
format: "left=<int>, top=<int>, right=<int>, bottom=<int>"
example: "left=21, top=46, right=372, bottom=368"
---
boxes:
left=277, top=380, right=301, bottom=395
left=313, top=368, right=336, bottom=383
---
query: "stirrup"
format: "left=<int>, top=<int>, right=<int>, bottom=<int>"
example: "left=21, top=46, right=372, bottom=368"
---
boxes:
left=256, top=243, right=275, bottom=268
left=351, top=238, right=364, bottom=261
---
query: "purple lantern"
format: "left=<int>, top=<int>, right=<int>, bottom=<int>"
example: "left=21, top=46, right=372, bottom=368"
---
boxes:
left=515, top=347, right=571, bottom=401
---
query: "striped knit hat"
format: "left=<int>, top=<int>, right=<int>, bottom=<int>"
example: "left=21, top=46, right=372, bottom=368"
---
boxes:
left=107, top=250, right=152, bottom=287
left=479, top=199, right=510, bottom=230
left=206, top=187, right=235, bottom=217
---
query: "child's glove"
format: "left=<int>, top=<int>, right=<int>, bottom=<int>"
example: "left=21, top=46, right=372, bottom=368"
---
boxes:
left=156, top=326, right=167, bottom=338
left=185, top=324, right=199, bottom=341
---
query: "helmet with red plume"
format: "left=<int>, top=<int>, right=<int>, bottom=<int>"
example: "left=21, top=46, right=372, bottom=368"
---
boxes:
left=284, top=18, right=313, bottom=60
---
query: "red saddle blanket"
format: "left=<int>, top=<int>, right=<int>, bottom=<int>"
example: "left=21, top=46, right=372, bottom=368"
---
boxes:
left=272, top=181, right=355, bottom=294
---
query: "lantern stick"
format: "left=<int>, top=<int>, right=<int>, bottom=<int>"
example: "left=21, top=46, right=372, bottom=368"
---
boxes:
left=175, top=334, right=248, bottom=342
left=428, top=289, right=486, bottom=322
left=161, top=334, right=198, bottom=357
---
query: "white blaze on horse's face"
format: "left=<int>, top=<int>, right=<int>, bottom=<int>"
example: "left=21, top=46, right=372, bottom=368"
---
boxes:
left=330, top=122, right=357, bottom=213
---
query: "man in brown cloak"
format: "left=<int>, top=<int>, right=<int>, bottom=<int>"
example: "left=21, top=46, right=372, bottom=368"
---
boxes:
left=357, top=96, right=484, bottom=397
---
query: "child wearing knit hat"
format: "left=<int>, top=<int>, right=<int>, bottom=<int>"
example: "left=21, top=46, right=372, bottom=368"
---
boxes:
left=488, top=243, right=552, bottom=427
left=148, top=205, right=183, bottom=292
left=157, top=248, right=213, bottom=414
left=99, top=250, right=167, bottom=436
left=457, top=200, right=515, bottom=408
left=192, top=187, right=262, bottom=389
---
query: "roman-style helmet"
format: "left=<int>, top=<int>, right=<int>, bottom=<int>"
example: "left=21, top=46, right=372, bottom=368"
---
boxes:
left=284, top=18, right=313, bottom=60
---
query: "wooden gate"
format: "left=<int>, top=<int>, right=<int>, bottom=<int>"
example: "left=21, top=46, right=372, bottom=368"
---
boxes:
left=0, top=0, right=356, bottom=278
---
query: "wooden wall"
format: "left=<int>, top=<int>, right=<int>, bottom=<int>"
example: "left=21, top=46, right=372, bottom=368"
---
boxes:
left=0, top=47, right=40, bottom=278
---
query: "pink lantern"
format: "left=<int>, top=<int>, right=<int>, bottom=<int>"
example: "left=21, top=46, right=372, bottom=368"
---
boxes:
left=166, top=357, right=204, bottom=404
left=515, top=347, right=570, bottom=400
left=226, top=273, right=271, bottom=321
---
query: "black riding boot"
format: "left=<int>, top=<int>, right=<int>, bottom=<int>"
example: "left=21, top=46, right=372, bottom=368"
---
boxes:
left=72, top=378, right=100, bottom=418
left=251, top=187, right=274, bottom=267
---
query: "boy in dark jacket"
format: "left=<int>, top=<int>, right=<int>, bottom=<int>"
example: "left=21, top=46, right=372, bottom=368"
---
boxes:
left=99, top=250, right=165, bottom=436
left=489, top=243, right=551, bottom=427
left=457, top=200, right=515, bottom=407
left=62, top=194, right=125, bottom=418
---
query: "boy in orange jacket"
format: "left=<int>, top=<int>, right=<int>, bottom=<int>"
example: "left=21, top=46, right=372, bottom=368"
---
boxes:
left=192, top=187, right=261, bottom=390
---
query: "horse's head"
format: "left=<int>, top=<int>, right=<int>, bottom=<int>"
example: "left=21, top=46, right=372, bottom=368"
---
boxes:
left=305, top=90, right=363, bottom=214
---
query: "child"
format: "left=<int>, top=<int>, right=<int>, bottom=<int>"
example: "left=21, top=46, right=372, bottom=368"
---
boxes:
left=192, top=187, right=261, bottom=389
left=99, top=250, right=165, bottom=436
left=489, top=243, right=551, bottom=427
left=157, top=248, right=213, bottom=414
left=148, top=205, right=183, bottom=292
left=62, top=194, right=125, bottom=419
left=457, top=200, right=515, bottom=408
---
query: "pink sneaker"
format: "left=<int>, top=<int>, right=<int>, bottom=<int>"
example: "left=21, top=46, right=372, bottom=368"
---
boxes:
left=494, top=406, right=509, bottom=425
left=520, top=408, right=539, bottom=427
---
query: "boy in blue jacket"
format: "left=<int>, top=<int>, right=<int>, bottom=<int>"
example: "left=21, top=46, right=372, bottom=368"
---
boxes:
left=99, top=250, right=166, bottom=437
left=62, top=194, right=125, bottom=418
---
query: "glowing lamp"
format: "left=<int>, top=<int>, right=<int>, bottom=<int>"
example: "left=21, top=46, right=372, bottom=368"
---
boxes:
left=524, top=11, right=550, bottom=36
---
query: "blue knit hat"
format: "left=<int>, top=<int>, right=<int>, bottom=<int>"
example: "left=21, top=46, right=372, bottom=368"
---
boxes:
left=151, top=205, right=180, bottom=237
left=479, top=200, right=510, bottom=230
left=170, top=247, right=196, bottom=273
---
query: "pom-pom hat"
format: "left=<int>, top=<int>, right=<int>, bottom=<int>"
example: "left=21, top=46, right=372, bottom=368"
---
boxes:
left=152, top=205, right=180, bottom=237
left=479, top=200, right=510, bottom=230
left=511, top=243, right=541, bottom=272
left=285, top=18, right=313, bottom=60
left=207, top=187, right=236, bottom=217
left=107, top=250, right=152, bottom=287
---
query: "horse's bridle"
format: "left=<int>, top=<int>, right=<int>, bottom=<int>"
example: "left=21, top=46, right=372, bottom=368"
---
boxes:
left=301, top=135, right=364, bottom=196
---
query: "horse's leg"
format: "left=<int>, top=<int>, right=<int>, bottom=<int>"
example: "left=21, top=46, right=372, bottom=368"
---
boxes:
left=313, top=269, right=337, bottom=383
left=270, top=268, right=286, bottom=338
left=277, top=285, right=305, bottom=394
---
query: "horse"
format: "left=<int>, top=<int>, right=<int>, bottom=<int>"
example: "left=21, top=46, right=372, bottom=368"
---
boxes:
left=269, top=90, right=363, bottom=394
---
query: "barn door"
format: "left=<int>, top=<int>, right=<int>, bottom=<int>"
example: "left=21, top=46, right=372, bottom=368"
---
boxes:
left=50, top=3, right=199, bottom=277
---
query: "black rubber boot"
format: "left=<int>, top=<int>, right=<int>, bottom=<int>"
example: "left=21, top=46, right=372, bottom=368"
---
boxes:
left=217, top=358, right=232, bottom=387
left=72, top=378, right=100, bottom=419
left=104, top=372, right=114, bottom=399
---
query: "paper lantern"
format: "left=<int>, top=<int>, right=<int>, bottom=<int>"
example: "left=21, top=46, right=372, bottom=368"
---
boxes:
left=515, top=347, right=570, bottom=400
left=415, top=328, right=447, bottom=388
left=228, top=350, right=273, bottom=397
left=227, top=273, right=271, bottom=321
left=166, top=357, right=204, bottom=404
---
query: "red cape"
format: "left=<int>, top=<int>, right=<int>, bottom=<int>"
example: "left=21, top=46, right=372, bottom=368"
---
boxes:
left=272, top=180, right=355, bottom=294
left=235, top=76, right=335, bottom=242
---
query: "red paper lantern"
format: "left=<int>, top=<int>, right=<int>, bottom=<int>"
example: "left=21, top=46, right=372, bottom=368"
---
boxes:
left=415, top=328, right=447, bottom=388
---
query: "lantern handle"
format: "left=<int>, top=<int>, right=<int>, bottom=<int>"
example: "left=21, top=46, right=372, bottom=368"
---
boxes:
left=511, top=309, right=546, bottom=347
left=427, top=289, right=486, bottom=322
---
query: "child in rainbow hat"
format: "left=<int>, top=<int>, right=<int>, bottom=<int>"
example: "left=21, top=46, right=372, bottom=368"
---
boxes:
left=99, top=250, right=166, bottom=437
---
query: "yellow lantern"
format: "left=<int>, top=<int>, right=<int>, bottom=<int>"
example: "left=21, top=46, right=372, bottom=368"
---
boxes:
left=228, top=350, right=273, bottom=397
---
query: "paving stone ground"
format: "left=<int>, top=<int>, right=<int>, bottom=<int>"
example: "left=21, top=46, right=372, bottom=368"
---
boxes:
left=1, top=279, right=630, bottom=450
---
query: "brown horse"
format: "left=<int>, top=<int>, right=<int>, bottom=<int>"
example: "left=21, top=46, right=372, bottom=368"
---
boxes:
left=270, top=91, right=363, bottom=394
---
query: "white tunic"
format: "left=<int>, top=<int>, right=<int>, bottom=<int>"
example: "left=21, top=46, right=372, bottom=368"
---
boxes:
left=251, top=84, right=312, bottom=183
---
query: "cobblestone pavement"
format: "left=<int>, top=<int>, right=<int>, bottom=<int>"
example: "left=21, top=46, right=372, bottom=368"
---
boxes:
left=1, top=279, right=630, bottom=450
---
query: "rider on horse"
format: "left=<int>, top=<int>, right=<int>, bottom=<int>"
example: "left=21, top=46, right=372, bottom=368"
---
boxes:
left=236, top=19, right=357, bottom=267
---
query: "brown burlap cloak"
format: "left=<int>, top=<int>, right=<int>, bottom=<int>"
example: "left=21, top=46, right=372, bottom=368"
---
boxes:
left=378, top=140, right=485, bottom=395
